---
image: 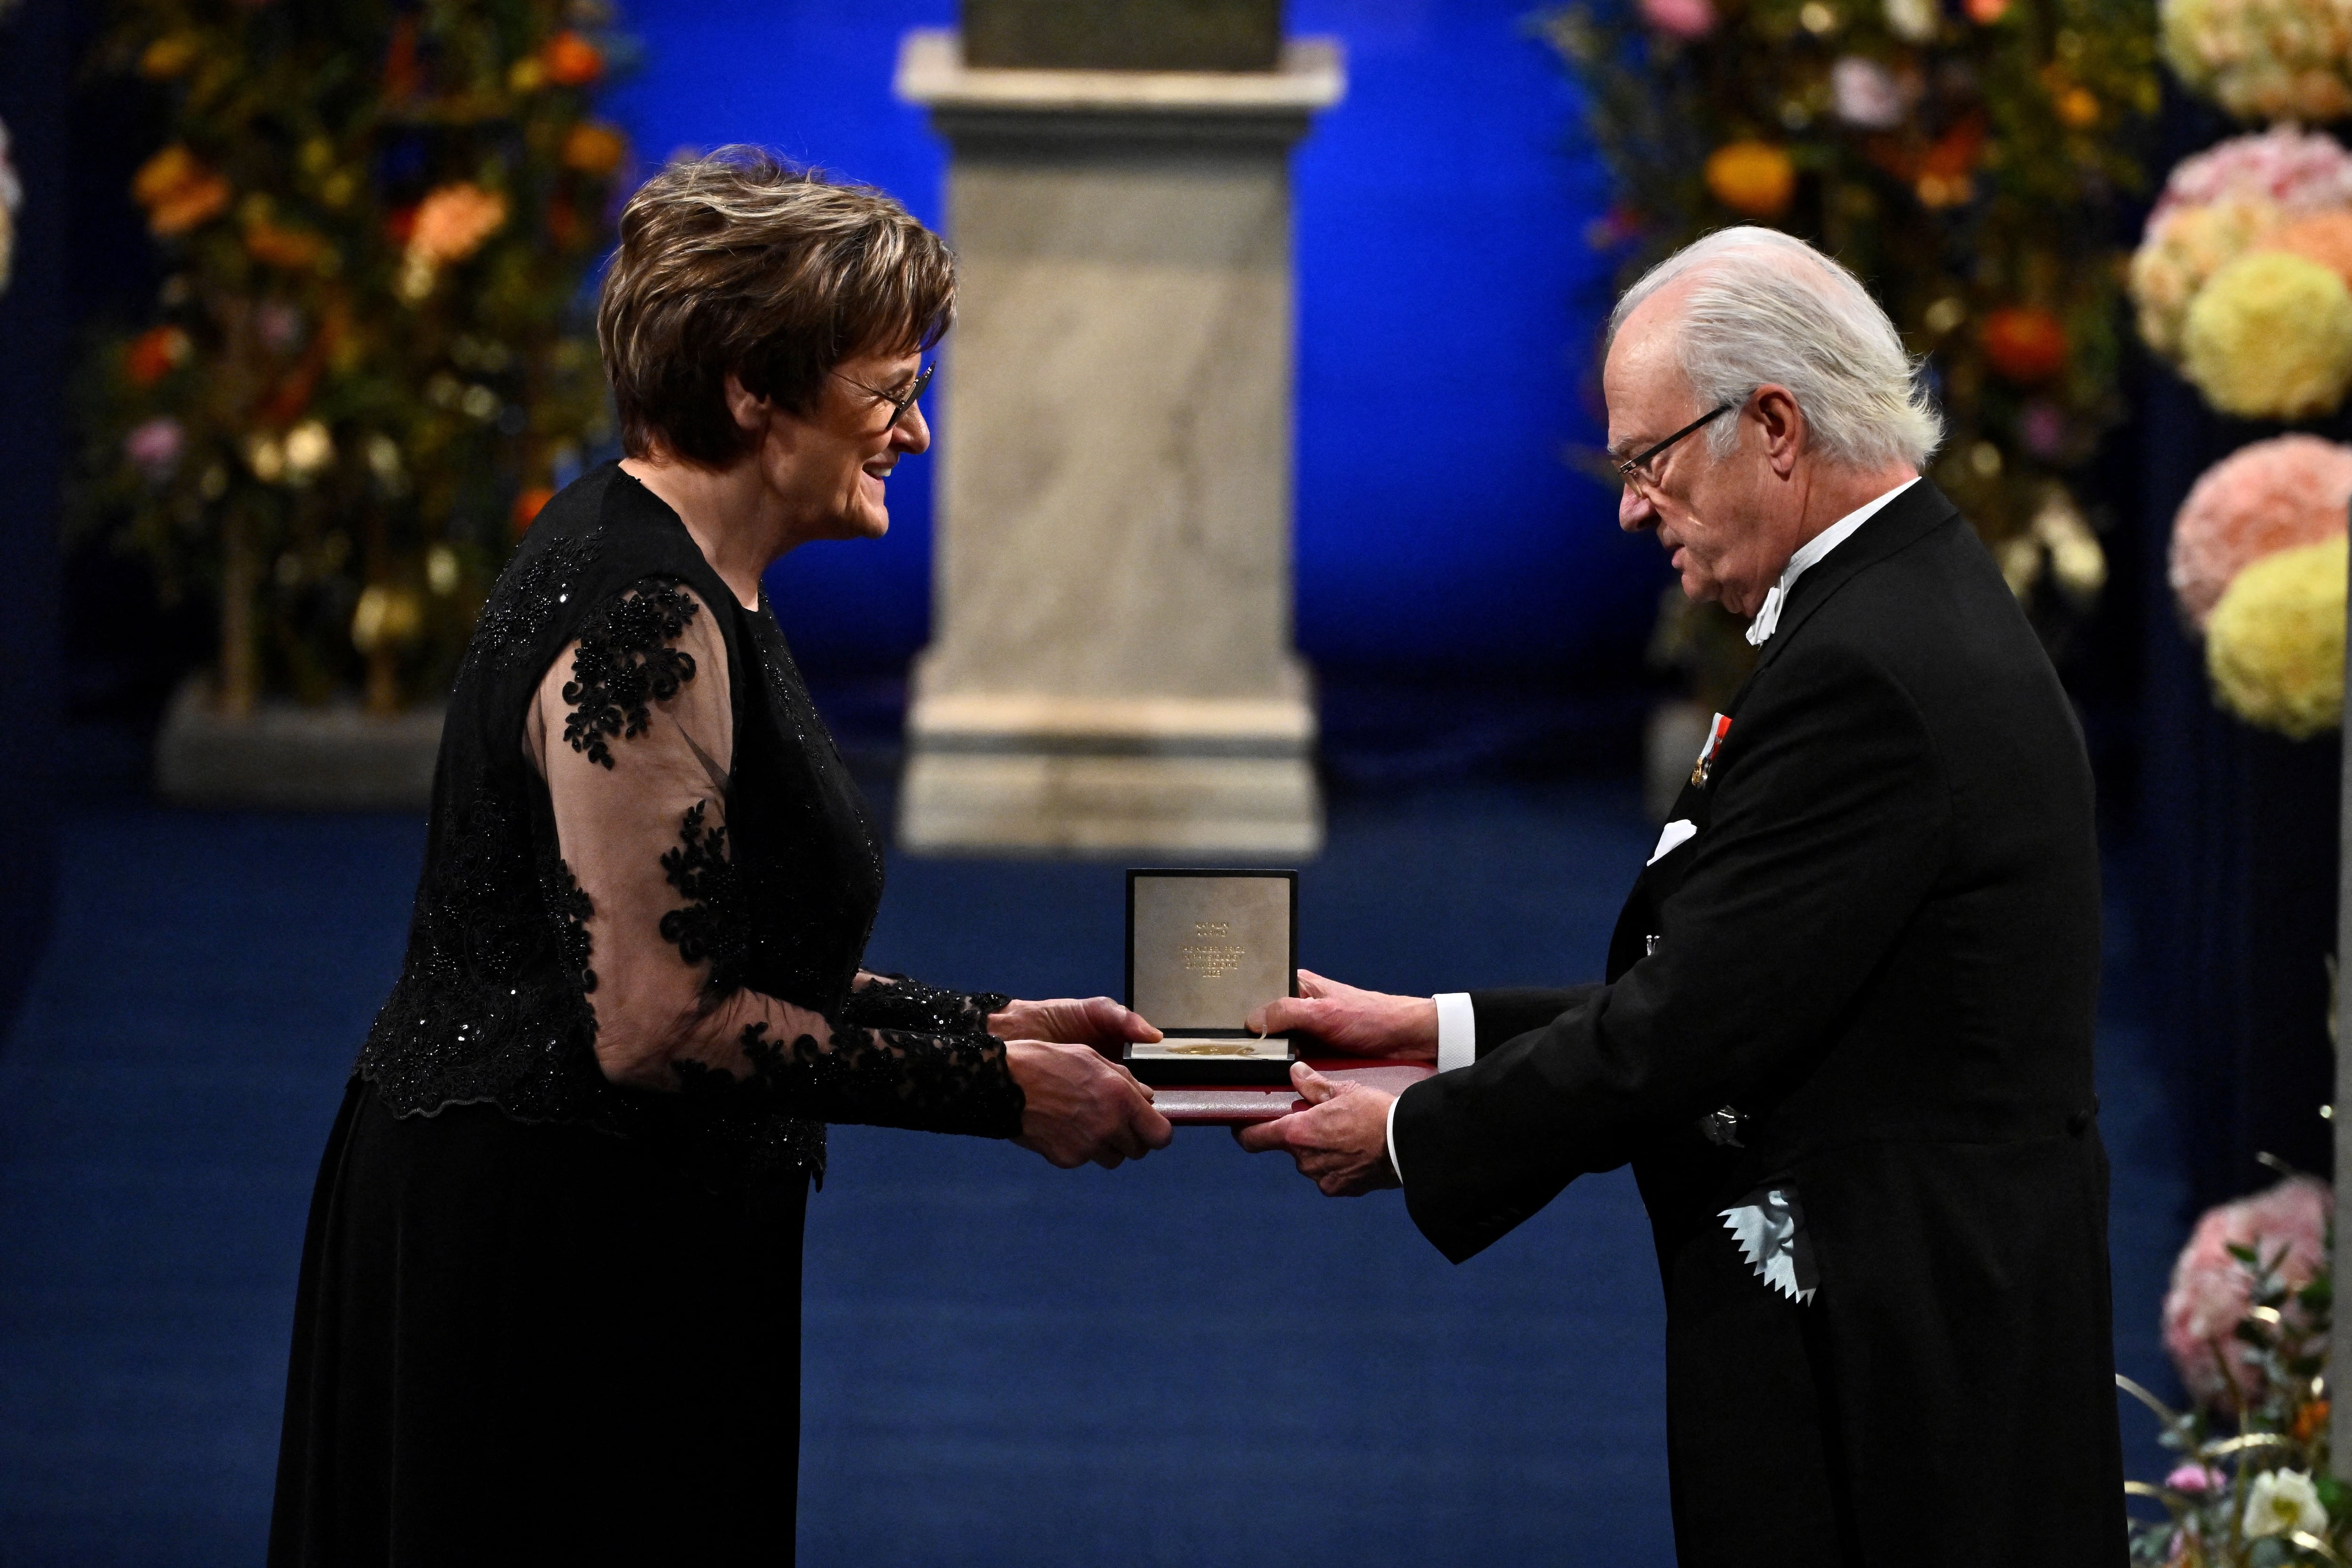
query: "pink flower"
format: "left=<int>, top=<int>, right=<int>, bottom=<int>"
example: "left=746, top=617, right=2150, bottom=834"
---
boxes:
left=123, top=415, right=184, bottom=481
left=2170, top=436, right=2352, bottom=630
left=1832, top=57, right=1908, bottom=128
left=2018, top=400, right=2070, bottom=461
left=254, top=301, right=303, bottom=354
left=2161, top=1175, right=2331, bottom=1408
left=2165, top=1462, right=2222, bottom=1494
left=1640, top=0, right=1719, bottom=39
left=2148, top=127, right=2352, bottom=238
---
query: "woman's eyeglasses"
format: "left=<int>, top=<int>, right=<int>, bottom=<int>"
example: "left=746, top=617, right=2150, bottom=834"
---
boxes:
left=1617, top=402, right=1735, bottom=495
left=834, top=362, right=935, bottom=432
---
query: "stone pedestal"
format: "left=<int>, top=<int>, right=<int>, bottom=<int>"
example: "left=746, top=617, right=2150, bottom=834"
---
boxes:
left=894, top=29, right=1341, bottom=856
left=155, top=677, right=443, bottom=811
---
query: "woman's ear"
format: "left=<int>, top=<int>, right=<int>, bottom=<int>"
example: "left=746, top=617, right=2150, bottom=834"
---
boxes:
left=722, top=373, right=772, bottom=437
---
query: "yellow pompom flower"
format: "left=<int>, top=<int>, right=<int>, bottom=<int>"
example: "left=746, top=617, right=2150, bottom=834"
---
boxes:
left=2129, top=197, right=2282, bottom=359
left=2182, top=251, right=2352, bottom=420
left=2207, top=533, right=2346, bottom=739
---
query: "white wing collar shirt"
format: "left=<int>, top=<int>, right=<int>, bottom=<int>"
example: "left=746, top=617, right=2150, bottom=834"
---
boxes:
left=1391, top=477, right=1919, bottom=1182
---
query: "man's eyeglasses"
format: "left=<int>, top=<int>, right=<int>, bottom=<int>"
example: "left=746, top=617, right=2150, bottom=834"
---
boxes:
left=834, top=361, right=934, bottom=431
left=1617, top=403, right=1735, bottom=495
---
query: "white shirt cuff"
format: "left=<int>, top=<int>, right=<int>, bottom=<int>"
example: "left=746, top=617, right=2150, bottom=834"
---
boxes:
left=1396, top=992, right=1476, bottom=1185
left=1435, top=992, right=1477, bottom=1073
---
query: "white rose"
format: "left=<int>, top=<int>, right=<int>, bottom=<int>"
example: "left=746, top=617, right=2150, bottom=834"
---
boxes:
left=2243, top=1468, right=2328, bottom=1538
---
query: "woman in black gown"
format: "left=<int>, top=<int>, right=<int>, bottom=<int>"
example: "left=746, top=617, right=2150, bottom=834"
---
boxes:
left=268, top=149, right=1174, bottom=1566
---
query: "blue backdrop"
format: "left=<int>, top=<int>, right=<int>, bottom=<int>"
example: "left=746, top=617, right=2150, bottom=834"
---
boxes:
left=604, top=0, right=1663, bottom=682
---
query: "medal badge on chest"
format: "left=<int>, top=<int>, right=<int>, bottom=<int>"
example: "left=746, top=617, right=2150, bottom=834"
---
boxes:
left=1690, top=712, right=1732, bottom=788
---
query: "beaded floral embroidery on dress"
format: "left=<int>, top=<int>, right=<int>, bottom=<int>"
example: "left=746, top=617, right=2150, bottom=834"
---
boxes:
left=841, top=974, right=1012, bottom=1035
left=562, top=578, right=699, bottom=769
left=658, top=800, right=746, bottom=994
left=355, top=778, right=612, bottom=1130
left=667, top=1020, right=1023, bottom=1141
left=466, top=527, right=602, bottom=676
left=545, top=858, right=597, bottom=996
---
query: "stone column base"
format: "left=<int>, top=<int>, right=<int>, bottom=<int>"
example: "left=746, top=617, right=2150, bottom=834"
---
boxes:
left=154, top=677, right=443, bottom=811
left=900, top=691, right=1322, bottom=855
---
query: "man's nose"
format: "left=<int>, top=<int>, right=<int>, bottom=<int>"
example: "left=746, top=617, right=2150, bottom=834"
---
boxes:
left=1619, top=483, right=1655, bottom=533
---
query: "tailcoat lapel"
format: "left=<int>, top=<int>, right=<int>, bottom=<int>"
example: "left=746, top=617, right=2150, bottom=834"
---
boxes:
left=1744, top=480, right=1962, bottom=684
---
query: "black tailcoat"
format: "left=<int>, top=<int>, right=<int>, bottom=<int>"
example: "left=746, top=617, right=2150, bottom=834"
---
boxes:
left=1391, top=481, right=2124, bottom=1564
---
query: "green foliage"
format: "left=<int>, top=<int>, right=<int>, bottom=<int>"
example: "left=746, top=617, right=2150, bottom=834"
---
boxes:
left=76, top=0, right=634, bottom=711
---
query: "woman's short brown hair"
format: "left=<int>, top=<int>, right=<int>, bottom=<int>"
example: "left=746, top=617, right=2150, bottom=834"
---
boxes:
left=596, top=148, right=955, bottom=467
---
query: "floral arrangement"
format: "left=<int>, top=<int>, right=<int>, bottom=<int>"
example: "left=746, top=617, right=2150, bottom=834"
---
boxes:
left=75, top=1, right=635, bottom=715
left=2206, top=534, right=2347, bottom=737
left=2165, top=1176, right=2334, bottom=1405
left=2169, top=434, right=2352, bottom=629
left=2130, top=128, right=2352, bottom=355
left=1543, top=0, right=2158, bottom=686
left=2128, top=1176, right=2342, bottom=1563
left=2159, top=0, right=2352, bottom=122
left=2166, top=436, right=2350, bottom=737
left=2129, top=128, right=2352, bottom=418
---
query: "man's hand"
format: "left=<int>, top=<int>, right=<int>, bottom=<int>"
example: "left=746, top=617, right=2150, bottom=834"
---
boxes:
left=1232, top=1062, right=1401, bottom=1196
left=990, top=996, right=1163, bottom=1055
left=1006, top=1039, right=1173, bottom=1170
left=1245, top=969, right=1438, bottom=1064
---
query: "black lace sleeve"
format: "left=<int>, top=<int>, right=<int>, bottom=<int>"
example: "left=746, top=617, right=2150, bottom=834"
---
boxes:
left=838, top=973, right=1012, bottom=1036
left=676, top=1020, right=1025, bottom=1139
left=645, top=801, right=1025, bottom=1137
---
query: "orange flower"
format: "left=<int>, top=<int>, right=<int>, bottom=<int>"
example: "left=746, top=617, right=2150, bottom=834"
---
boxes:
left=542, top=31, right=604, bottom=87
left=1704, top=142, right=1796, bottom=218
left=562, top=121, right=628, bottom=177
left=1965, top=0, right=2010, bottom=21
left=132, top=146, right=231, bottom=237
left=138, top=33, right=201, bottom=80
left=124, top=324, right=192, bottom=386
left=2260, top=212, right=2352, bottom=289
left=1910, top=114, right=1987, bottom=207
left=1981, top=306, right=2068, bottom=384
left=2295, top=1399, right=2332, bottom=1441
left=513, top=486, right=556, bottom=537
left=245, top=217, right=328, bottom=271
left=407, top=183, right=508, bottom=267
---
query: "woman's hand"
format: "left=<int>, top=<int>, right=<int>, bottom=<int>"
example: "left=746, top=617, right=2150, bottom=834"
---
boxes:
left=989, top=996, right=1163, bottom=1054
left=1244, top=968, right=1439, bottom=1064
left=1006, top=1040, right=1174, bottom=1169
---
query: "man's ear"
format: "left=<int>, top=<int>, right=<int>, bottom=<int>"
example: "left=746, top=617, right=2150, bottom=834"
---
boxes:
left=1752, top=384, right=1806, bottom=478
left=722, top=373, right=772, bottom=437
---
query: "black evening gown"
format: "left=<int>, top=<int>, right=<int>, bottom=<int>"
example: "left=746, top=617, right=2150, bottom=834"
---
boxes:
left=270, top=464, right=1021, bottom=1565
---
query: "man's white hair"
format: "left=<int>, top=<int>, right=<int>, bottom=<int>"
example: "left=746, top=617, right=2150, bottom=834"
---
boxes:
left=1608, top=226, right=1944, bottom=471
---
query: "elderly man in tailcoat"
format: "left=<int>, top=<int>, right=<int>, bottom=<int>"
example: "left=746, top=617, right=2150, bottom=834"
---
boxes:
left=1238, top=227, right=2124, bottom=1563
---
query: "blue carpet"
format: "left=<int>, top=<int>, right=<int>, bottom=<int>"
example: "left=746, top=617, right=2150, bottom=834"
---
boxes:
left=0, top=782, right=2186, bottom=1565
